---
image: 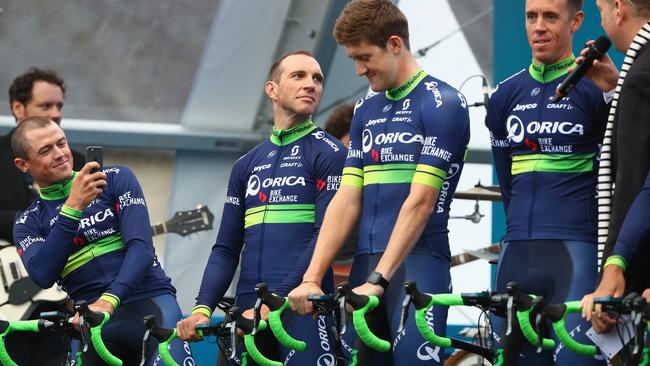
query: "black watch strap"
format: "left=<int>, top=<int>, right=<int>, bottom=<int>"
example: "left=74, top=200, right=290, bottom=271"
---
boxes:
left=367, top=271, right=389, bottom=289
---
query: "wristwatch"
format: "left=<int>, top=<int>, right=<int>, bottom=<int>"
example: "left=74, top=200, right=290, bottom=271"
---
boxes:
left=367, top=271, right=390, bottom=289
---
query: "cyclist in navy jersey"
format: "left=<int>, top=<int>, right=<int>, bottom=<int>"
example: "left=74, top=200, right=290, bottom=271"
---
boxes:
left=486, top=0, right=615, bottom=364
left=11, top=117, right=192, bottom=365
left=176, top=50, right=346, bottom=365
left=288, top=1, right=470, bottom=365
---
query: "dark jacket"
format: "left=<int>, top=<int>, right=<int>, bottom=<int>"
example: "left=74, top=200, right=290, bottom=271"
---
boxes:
left=605, top=44, right=650, bottom=293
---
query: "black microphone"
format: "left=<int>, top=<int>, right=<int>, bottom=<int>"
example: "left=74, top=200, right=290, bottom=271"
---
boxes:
left=549, top=36, right=611, bottom=103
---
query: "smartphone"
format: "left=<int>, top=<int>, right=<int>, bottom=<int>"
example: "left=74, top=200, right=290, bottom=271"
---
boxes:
left=85, top=146, right=103, bottom=173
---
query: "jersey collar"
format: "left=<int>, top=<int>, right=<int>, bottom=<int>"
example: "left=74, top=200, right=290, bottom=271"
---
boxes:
left=270, top=119, right=316, bottom=146
left=386, top=68, right=427, bottom=101
left=529, top=55, right=576, bottom=83
left=39, top=171, right=77, bottom=201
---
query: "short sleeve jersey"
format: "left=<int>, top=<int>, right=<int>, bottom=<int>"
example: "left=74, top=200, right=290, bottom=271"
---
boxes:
left=341, top=69, right=470, bottom=259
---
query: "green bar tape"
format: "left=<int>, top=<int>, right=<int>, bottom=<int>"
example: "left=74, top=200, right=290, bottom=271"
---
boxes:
left=352, top=295, right=391, bottom=352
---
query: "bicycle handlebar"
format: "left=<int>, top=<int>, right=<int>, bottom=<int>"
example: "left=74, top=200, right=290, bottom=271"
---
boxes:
left=255, top=282, right=307, bottom=352
left=0, top=319, right=52, bottom=366
left=337, top=281, right=391, bottom=353
left=77, top=300, right=123, bottom=366
left=143, top=315, right=179, bottom=366
left=544, top=301, right=597, bottom=357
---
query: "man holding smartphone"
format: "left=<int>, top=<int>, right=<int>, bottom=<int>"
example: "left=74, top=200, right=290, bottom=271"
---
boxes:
left=11, top=117, right=193, bottom=364
left=0, top=68, right=86, bottom=364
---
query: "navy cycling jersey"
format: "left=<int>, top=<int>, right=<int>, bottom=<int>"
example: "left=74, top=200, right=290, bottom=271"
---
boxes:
left=194, top=120, right=346, bottom=315
left=487, top=56, right=608, bottom=242
left=342, top=69, right=470, bottom=259
left=13, top=166, right=174, bottom=305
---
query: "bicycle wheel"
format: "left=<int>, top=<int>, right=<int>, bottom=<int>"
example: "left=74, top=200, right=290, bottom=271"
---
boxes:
left=444, top=350, right=493, bottom=366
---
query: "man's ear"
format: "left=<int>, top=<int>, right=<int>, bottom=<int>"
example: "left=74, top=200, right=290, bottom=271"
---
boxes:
left=14, top=157, right=30, bottom=173
left=614, top=0, right=626, bottom=24
left=265, top=80, right=278, bottom=101
left=386, top=35, right=403, bottom=55
left=571, top=11, right=584, bottom=33
left=11, top=101, right=25, bottom=123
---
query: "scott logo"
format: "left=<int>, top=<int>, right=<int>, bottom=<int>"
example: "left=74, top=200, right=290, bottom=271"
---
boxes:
left=402, top=99, right=410, bottom=110
left=291, top=145, right=300, bottom=156
left=416, top=342, right=441, bottom=362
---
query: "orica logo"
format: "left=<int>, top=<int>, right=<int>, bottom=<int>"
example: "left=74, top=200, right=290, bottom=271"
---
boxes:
left=507, top=115, right=584, bottom=144
left=416, top=342, right=441, bottom=362
left=458, top=93, right=467, bottom=109
left=507, top=115, right=525, bottom=143
left=447, top=163, right=461, bottom=179
left=317, top=353, right=335, bottom=366
left=245, top=174, right=307, bottom=197
left=246, top=175, right=262, bottom=197
left=312, top=131, right=325, bottom=139
left=354, top=98, right=364, bottom=114
left=362, top=129, right=373, bottom=153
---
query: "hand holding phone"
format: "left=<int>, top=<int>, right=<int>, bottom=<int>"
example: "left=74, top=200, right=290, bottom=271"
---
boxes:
left=85, top=146, right=103, bottom=173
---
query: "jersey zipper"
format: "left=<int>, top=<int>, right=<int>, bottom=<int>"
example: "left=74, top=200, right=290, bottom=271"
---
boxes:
left=258, top=143, right=283, bottom=284
left=527, top=82, right=548, bottom=239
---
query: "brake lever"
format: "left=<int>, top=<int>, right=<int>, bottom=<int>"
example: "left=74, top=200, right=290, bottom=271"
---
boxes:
left=337, top=283, right=349, bottom=335
left=140, top=328, right=150, bottom=366
left=252, top=296, right=262, bottom=336
left=531, top=296, right=546, bottom=353
left=505, top=282, right=518, bottom=336
left=79, top=315, right=91, bottom=353
left=398, top=293, right=412, bottom=334
left=227, top=309, right=239, bottom=360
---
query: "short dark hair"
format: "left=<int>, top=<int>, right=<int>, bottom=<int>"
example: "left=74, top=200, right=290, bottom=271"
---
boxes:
left=324, top=103, right=354, bottom=139
left=9, top=67, right=66, bottom=109
left=567, top=0, right=583, bottom=13
left=333, top=0, right=410, bottom=50
left=267, top=50, right=315, bottom=82
left=11, top=116, right=57, bottom=160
